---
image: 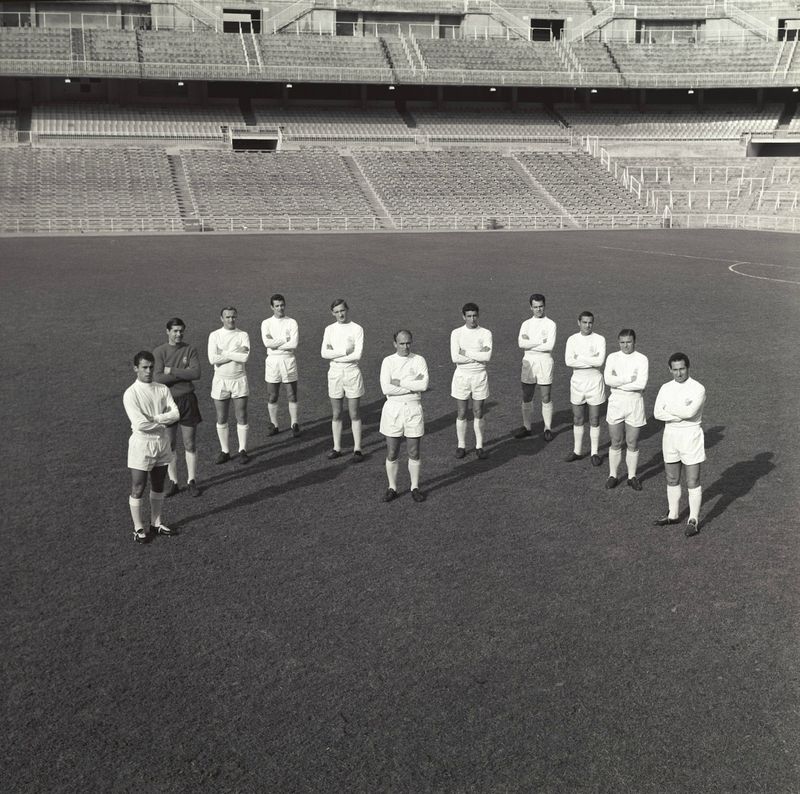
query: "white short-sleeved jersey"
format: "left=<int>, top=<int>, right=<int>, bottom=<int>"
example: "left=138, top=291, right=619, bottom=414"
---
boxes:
left=208, top=328, right=250, bottom=380
left=451, top=326, right=492, bottom=374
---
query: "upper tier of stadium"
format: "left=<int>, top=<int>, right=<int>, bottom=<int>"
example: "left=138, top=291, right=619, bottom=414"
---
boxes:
left=0, top=0, right=799, bottom=88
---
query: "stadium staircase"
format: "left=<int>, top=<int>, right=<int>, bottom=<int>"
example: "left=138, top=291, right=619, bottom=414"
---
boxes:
left=563, top=3, right=615, bottom=43
left=483, top=0, right=532, bottom=40
left=509, top=154, right=579, bottom=227
left=167, top=153, right=199, bottom=230
left=723, top=1, right=777, bottom=41
left=264, top=1, right=314, bottom=34
left=341, top=153, right=395, bottom=229
left=173, top=0, right=220, bottom=31
left=70, top=29, right=85, bottom=64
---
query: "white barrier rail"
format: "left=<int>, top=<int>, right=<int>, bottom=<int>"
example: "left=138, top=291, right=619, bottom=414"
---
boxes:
left=671, top=213, right=800, bottom=232
left=0, top=213, right=666, bottom=235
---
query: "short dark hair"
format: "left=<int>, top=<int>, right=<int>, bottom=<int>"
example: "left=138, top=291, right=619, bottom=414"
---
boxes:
left=529, top=293, right=546, bottom=306
left=166, top=317, right=185, bottom=330
left=330, top=298, right=348, bottom=311
left=270, top=294, right=285, bottom=306
left=579, top=311, right=594, bottom=321
left=669, top=352, right=690, bottom=368
left=618, top=328, right=636, bottom=341
left=462, top=302, right=479, bottom=315
left=220, top=306, right=237, bottom=316
left=133, top=350, right=154, bottom=366
left=393, top=329, right=413, bottom=342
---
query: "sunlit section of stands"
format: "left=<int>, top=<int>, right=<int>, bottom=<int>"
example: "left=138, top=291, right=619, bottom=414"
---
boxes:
left=354, top=150, right=557, bottom=222
left=31, top=103, right=244, bottom=141
left=560, top=105, right=781, bottom=139
left=410, top=106, right=567, bottom=141
left=180, top=150, right=381, bottom=227
left=139, top=30, right=246, bottom=66
left=570, top=42, right=618, bottom=73
left=0, top=27, right=72, bottom=62
left=618, top=156, right=800, bottom=218
left=83, top=30, right=138, bottom=63
left=251, top=105, right=414, bottom=141
left=519, top=151, right=647, bottom=217
left=415, top=39, right=567, bottom=79
left=0, top=148, right=180, bottom=226
left=262, top=35, right=389, bottom=71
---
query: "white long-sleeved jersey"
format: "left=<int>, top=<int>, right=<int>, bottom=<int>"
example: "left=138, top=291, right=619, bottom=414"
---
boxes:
left=654, top=377, right=705, bottom=427
left=380, top=353, right=429, bottom=403
left=261, top=316, right=299, bottom=358
left=518, top=316, right=557, bottom=360
left=208, top=328, right=250, bottom=378
left=565, top=332, right=606, bottom=388
left=451, top=326, right=492, bottom=373
left=604, top=350, right=648, bottom=394
left=320, top=321, right=364, bottom=367
left=123, top=380, right=179, bottom=438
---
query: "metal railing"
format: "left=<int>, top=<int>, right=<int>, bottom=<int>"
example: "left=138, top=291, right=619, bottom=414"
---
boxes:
left=670, top=213, right=800, bottom=232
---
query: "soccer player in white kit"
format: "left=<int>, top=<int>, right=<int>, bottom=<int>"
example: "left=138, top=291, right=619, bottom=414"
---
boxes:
left=123, top=351, right=180, bottom=543
left=451, top=302, right=492, bottom=459
left=604, top=329, right=648, bottom=491
left=321, top=299, right=365, bottom=462
left=208, top=307, right=251, bottom=465
left=515, top=293, right=556, bottom=442
left=565, top=311, right=606, bottom=466
left=261, top=293, right=300, bottom=438
left=653, top=353, right=706, bottom=536
left=380, top=330, right=429, bottom=503
left=153, top=317, right=203, bottom=498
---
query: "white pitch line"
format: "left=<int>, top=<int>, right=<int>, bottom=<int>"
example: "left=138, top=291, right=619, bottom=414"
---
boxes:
left=597, top=245, right=743, bottom=263
left=728, top=262, right=800, bottom=285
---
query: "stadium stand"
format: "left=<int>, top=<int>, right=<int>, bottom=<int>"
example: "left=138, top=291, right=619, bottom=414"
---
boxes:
left=180, top=149, right=382, bottom=227
left=261, top=35, right=390, bottom=72
left=414, top=39, right=567, bottom=74
left=0, top=147, right=180, bottom=226
left=251, top=105, right=414, bottom=141
left=83, top=30, right=138, bottom=63
left=0, top=113, right=17, bottom=144
left=353, top=150, right=559, bottom=221
left=518, top=151, right=649, bottom=217
left=559, top=105, right=782, bottom=139
left=409, top=106, right=567, bottom=140
left=0, top=27, right=72, bottom=61
left=139, top=30, right=247, bottom=66
left=31, top=103, right=244, bottom=141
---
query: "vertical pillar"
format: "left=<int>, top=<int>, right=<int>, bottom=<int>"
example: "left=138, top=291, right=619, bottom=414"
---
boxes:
left=755, top=87, right=764, bottom=110
left=360, top=84, right=367, bottom=109
left=697, top=88, right=705, bottom=111
left=510, top=86, right=518, bottom=110
left=637, top=88, right=646, bottom=111
left=436, top=84, right=444, bottom=109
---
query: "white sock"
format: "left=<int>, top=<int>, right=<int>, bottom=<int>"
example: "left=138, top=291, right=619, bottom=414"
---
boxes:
left=351, top=419, right=362, bottom=452
left=288, top=401, right=299, bottom=425
left=688, top=486, right=702, bottom=521
left=541, top=401, right=553, bottom=430
left=456, top=418, right=467, bottom=448
left=167, top=452, right=178, bottom=484
left=385, top=459, right=399, bottom=489
left=608, top=448, right=622, bottom=477
left=408, top=458, right=421, bottom=490
left=267, top=403, right=279, bottom=427
left=237, top=423, right=249, bottom=452
left=216, top=423, right=229, bottom=454
left=521, top=402, right=533, bottom=430
left=185, top=450, right=197, bottom=482
left=150, top=491, right=164, bottom=527
left=573, top=425, right=585, bottom=455
left=331, top=419, right=343, bottom=450
left=473, top=417, right=485, bottom=448
left=589, top=426, right=600, bottom=455
left=626, top=449, right=639, bottom=478
left=129, top=496, right=144, bottom=530
left=667, top=485, right=682, bottom=519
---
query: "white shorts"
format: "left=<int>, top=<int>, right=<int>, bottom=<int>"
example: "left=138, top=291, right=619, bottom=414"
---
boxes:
left=606, top=391, right=646, bottom=427
left=328, top=365, right=365, bottom=399
left=128, top=435, right=172, bottom=471
left=451, top=369, right=489, bottom=401
left=663, top=425, right=706, bottom=466
left=380, top=400, right=425, bottom=438
left=265, top=356, right=298, bottom=384
left=211, top=374, right=249, bottom=400
left=521, top=356, right=554, bottom=386
left=570, top=372, right=605, bottom=406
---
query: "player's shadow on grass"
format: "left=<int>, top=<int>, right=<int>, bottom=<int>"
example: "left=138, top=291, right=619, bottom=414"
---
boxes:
left=633, top=424, right=726, bottom=486
left=701, top=451, right=775, bottom=529
left=199, top=398, right=386, bottom=490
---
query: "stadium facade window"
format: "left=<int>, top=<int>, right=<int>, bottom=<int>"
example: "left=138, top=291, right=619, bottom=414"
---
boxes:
left=530, top=19, right=564, bottom=42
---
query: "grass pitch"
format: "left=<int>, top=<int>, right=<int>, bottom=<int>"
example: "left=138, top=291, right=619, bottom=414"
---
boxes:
left=2, top=229, right=799, bottom=792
